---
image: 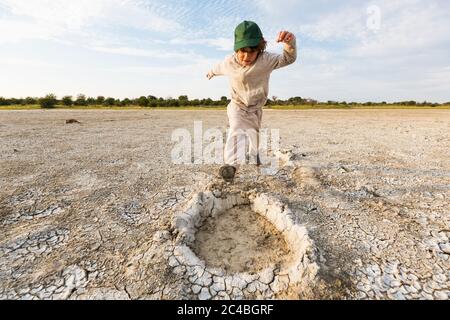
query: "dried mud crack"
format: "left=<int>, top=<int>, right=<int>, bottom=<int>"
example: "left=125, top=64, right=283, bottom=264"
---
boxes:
left=1, top=109, right=449, bottom=300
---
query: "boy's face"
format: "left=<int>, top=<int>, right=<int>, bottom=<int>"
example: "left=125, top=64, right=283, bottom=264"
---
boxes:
left=237, top=48, right=259, bottom=67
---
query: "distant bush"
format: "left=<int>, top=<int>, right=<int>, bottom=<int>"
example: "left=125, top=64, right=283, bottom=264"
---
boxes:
left=86, top=97, right=96, bottom=105
left=39, top=94, right=58, bottom=108
left=178, top=95, right=189, bottom=104
left=3, top=94, right=449, bottom=109
left=136, top=96, right=149, bottom=107
left=96, top=96, right=105, bottom=105
left=74, top=94, right=88, bottom=106
left=0, top=97, right=11, bottom=106
left=121, top=98, right=132, bottom=106
left=24, top=97, right=37, bottom=105
left=103, top=97, right=115, bottom=106
left=62, top=96, right=73, bottom=106
left=8, top=98, right=23, bottom=105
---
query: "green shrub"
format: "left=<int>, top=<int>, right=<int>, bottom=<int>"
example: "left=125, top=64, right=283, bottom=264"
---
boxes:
left=103, top=97, right=115, bottom=106
left=62, top=96, right=73, bottom=106
left=74, top=94, right=88, bottom=106
left=39, top=94, right=58, bottom=108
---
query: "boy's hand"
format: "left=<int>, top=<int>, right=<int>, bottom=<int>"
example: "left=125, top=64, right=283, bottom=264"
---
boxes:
left=206, top=71, right=214, bottom=80
left=277, top=31, right=295, bottom=44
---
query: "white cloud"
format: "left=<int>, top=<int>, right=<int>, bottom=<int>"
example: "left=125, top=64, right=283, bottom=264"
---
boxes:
left=161, top=37, right=233, bottom=52
left=92, top=46, right=206, bottom=61
left=0, top=57, right=62, bottom=68
left=107, top=58, right=219, bottom=77
left=419, top=66, right=450, bottom=91
left=0, top=19, right=60, bottom=43
left=1, top=0, right=103, bottom=30
left=299, top=5, right=367, bottom=42
left=0, top=0, right=181, bottom=44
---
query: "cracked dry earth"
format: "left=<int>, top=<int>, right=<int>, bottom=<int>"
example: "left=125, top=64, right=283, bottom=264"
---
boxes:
left=0, top=109, right=449, bottom=300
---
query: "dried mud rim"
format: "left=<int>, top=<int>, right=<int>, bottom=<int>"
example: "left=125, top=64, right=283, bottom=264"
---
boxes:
left=170, top=191, right=319, bottom=300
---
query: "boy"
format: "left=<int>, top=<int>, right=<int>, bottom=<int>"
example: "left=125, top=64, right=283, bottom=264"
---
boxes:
left=207, top=20, right=297, bottom=182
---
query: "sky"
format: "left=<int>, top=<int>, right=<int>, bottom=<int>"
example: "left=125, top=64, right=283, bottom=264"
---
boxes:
left=0, top=0, right=449, bottom=103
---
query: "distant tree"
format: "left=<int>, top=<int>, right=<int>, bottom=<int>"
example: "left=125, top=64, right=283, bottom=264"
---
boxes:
left=39, top=94, right=58, bottom=108
left=96, top=96, right=105, bottom=105
left=148, top=100, right=157, bottom=108
left=157, top=97, right=166, bottom=107
left=74, top=94, right=88, bottom=106
left=86, top=97, right=96, bottom=105
left=24, top=97, right=37, bottom=105
left=62, top=96, right=73, bottom=106
left=121, top=98, right=132, bottom=106
left=177, top=95, right=188, bottom=106
left=136, top=96, right=149, bottom=107
left=103, top=97, right=115, bottom=106
left=147, top=95, right=157, bottom=101
left=9, top=98, right=23, bottom=105
left=288, top=96, right=304, bottom=105
left=220, top=96, right=229, bottom=105
left=0, top=97, right=10, bottom=106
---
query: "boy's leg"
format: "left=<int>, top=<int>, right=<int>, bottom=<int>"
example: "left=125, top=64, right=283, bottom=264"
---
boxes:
left=224, top=104, right=262, bottom=168
left=244, top=107, right=263, bottom=165
left=256, top=108, right=263, bottom=166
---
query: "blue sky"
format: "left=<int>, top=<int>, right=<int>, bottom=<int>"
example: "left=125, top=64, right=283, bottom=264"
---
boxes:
left=0, top=0, right=449, bottom=102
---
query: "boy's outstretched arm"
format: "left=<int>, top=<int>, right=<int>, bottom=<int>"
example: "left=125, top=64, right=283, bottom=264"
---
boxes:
left=266, top=31, right=297, bottom=70
left=206, top=57, right=231, bottom=80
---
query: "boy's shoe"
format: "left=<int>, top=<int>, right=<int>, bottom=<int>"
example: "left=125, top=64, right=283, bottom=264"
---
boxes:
left=219, top=165, right=236, bottom=183
left=256, top=154, right=262, bottom=167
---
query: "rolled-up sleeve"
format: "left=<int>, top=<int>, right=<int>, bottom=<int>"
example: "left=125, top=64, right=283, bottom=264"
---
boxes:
left=264, top=39, right=297, bottom=71
left=209, top=55, right=232, bottom=77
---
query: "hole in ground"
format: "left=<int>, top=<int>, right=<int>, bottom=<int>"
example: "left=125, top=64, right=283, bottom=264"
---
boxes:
left=193, top=204, right=292, bottom=273
left=171, top=190, right=319, bottom=299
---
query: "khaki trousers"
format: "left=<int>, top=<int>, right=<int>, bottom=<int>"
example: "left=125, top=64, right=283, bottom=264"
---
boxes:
left=224, top=103, right=263, bottom=167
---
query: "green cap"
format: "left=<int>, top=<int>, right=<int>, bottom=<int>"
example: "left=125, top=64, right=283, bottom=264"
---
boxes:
left=234, top=21, right=263, bottom=52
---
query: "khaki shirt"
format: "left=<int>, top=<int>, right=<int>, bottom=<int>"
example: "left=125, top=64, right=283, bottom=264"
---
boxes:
left=209, top=39, right=297, bottom=110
